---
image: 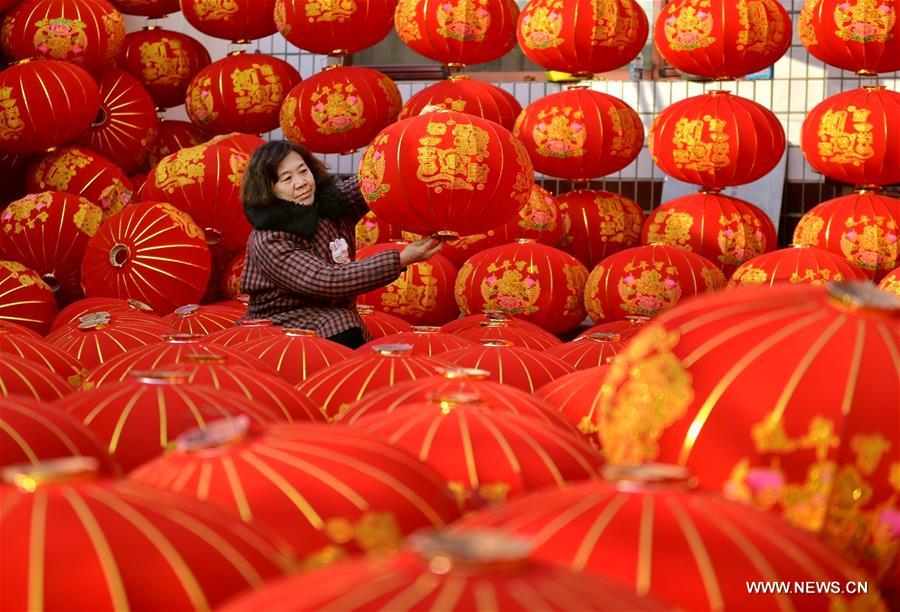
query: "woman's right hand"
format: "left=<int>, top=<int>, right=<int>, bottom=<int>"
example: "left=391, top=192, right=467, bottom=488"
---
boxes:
left=399, top=236, right=443, bottom=266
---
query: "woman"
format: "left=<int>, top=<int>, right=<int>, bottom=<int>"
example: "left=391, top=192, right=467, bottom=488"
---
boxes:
left=241, top=140, right=442, bottom=349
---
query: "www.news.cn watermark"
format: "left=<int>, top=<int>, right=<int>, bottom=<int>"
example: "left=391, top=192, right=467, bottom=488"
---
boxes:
left=746, top=581, right=869, bottom=595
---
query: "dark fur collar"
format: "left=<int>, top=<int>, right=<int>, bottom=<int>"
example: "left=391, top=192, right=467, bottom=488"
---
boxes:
left=243, top=181, right=346, bottom=238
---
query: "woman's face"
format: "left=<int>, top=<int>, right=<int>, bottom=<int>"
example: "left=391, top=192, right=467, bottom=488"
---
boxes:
left=272, top=151, right=316, bottom=206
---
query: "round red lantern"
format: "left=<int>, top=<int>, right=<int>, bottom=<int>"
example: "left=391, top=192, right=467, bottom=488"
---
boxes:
left=455, top=240, right=590, bottom=334
left=594, top=282, right=899, bottom=580
left=280, top=65, right=401, bottom=155
left=399, top=74, right=522, bottom=131
left=0, top=260, right=58, bottom=335
left=160, top=303, right=243, bottom=335
left=275, top=0, right=396, bottom=54
left=116, top=27, right=211, bottom=110
left=792, top=190, right=899, bottom=280
left=0, top=0, right=125, bottom=72
left=206, top=131, right=266, bottom=156
left=0, top=354, right=71, bottom=400
left=654, top=0, right=791, bottom=79
left=584, top=243, right=726, bottom=322
left=452, top=315, right=562, bottom=350
left=359, top=110, right=533, bottom=237
left=730, top=244, right=870, bottom=287
left=47, top=311, right=169, bottom=371
left=180, top=0, right=278, bottom=42
left=356, top=326, right=474, bottom=356
left=0, top=192, right=103, bottom=304
left=443, top=309, right=550, bottom=334
left=147, top=120, right=209, bottom=168
left=26, top=146, right=134, bottom=219
left=356, top=242, right=459, bottom=326
left=642, top=191, right=777, bottom=276
left=221, top=249, right=246, bottom=299
left=395, top=0, right=519, bottom=66
left=186, top=51, right=300, bottom=135
left=232, top=327, right=356, bottom=384
left=575, top=315, right=650, bottom=340
left=513, top=88, right=644, bottom=180
left=204, top=317, right=278, bottom=346
left=534, top=364, right=611, bottom=443
left=879, top=265, right=900, bottom=297
left=800, top=86, right=900, bottom=186
left=0, top=329, right=86, bottom=387
left=108, top=0, right=179, bottom=17
left=518, top=0, right=649, bottom=75
left=143, top=143, right=252, bottom=255
left=544, top=332, right=627, bottom=370
left=0, top=320, right=41, bottom=338
left=437, top=339, right=574, bottom=393
left=0, top=59, right=101, bottom=155
left=555, top=189, right=645, bottom=269
left=649, top=90, right=786, bottom=189
left=130, top=421, right=460, bottom=555
left=356, top=304, right=413, bottom=338
left=50, top=296, right=160, bottom=330
left=799, top=0, right=900, bottom=75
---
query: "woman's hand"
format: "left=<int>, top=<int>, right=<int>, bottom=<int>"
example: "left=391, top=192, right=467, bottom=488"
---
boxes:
left=399, top=236, right=443, bottom=266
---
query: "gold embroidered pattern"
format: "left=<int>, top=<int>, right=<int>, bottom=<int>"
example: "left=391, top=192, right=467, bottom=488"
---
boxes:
left=416, top=120, right=490, bottom=192
left=519, top=187, right=557, bottom=232
left=32, top=18, right=88, bottom=60
left=33, top=148, right=92, bottom=192
left=232, top=64, right=284, bottom=114
left=618, top=260, right=682, bottom=316
left=98, top=179, right=133, bottom=218
left=358, top=134, right=391, bottom=203
left=793, top=214, right=824, bottom=246
left=834, top=0, right=897, bottom=43
left=701, top=266, right=725, bottom=289
left=191, top=0, right=239, bottom=20
left=663, top=0, right=716, bottom=51
left=593, top=0, right=640, bottom=49
left=437, top=0, right=490, bottom=41
left=672, top=115, right=730, bottom=173
left=519, top=0, right=564, bottom=50
left=454, top=260, right=474, bottom=313
left=187, top=75, right=219, bottom=125
left=646, top=210, right=695, bottom=249
left=2, top=193, right=51, bottom=234
left=0, top=260, right=49, bottom=289
left=74, top=199, right=103, bottom=236
left=798, top=0, right=818, bottom=46
left=608, top=107, right=642, bottom=158
left=563, top=262, right=587, bottom=316
left=736, top=0, right=786, bottom=54
left=380, top=261, right=438, bottom=318
left=717, top=213, right=766, bottom=266
left=311, top=82, right=365, bottom=134
left=879, top=275, right=900, bottom=297
left=378, top=74, right=402, bottom=117
left=0, top=86, right=24, bottom=142
left=395, top=0, right=422, bottom=41
left=839, top=215, right=898, bottom=272
left=305, top=0, right=357, bottom=22
left=480, top=260, right=542, bottom=315
left=730, top=265, right=769, bottom=286
left=816, top=105, right=875, bottom=167
left=152, top=145, right=206, bottom=193
left=157, top=202, right=205, bottom=240
left=227, top=152, right=248, bottom=187
left=101, top=12, right=125, bottom=57
left=530, top=106, right=587, bottom=159
left=788, top=268, right=844, bottom=286
left=584, top=265, right=605, bottom=320
left=140, top=38, right=191, bottom=86
left=355, top=212, right=380, bottom=248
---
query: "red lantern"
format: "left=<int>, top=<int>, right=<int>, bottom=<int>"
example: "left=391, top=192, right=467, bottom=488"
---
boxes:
left=518, top=0, right=649, bottom=75
left=879, top=265, right=900, bottom=297
left=146, top=120, right=209, bottom=168
left=356, top=242, right=459, bottom=326
left=0, top=320, right=42, bottom=338
left=143, top=143, right=252, bottom=255
left=186, top=52, right=300, bottom=135
left=0, top=396, right=119, bottom=473
left=793, top=190, right=899, bottom=280
left=513, top=88, right=644, bottom=181
left=455, top=240, right=590, bottom=335
left=730, top=244, right=870, bottom=287
left=395, top=0, right=519, bottom=66
left=116, top=27, right=211, bottom=110
left=275, top=0, right=397, bottom=54
left=0, top=354, right=71, bottom=400
left=180, top=0, right=278, bottom=42
left=80, top=202, right=212, bottom=314
left=352, top=394, right=600, bottom=509
left=649, top=90, right=786, bottom=189
left=534, top=364, right=611, bottom=443
left=595, top=282, right=899, bottom=580
left=0, top=329, right=86, bottom=387
left=47, top=312, right=168, bottom=371
left=654, top=0, right=791, bottom=79
left=295, top=343, right=451, bottom=421
left=453, top=316, right=562, bottom=350
left=437, top=339, right=574, bottom=393
left=556, top=189, right=645, bottom=269
left=0, top=260, right=58, bottom=335
left=280, top=66, right=400, bottom=155
left=544, top=332, right=627, bottom=370
left=799, top=0, right=900, bottom=75
left=204, top=318, right=280, bottom=347
left=642, top=191, right=778, bottom=276
left=221, top=250, right=246, bottom=299
left=457, top=468, right=881, bottom=611
left=356, top=326, right=474, bottom=356
left=0, top=60, right=101, bottom=155
left=399, top=75, right=522, bottom=131
left=50, top=296, right=161, bottom=330
left=130, top=421, right=460, bottom=555
left=231, top=328, right=355, bottom=385
left=26, top=146, right=134, bottom=219
left=576, top=314, right=649, bottom=340
left=108, top=0, right=179, bottom=17
left=206, top=131, right=266, bottom=156
left=356, top=304, right=413, bottom=338
left=584, top=244, right=726, bottom=322
left=0, top=192, right=104, bottom=304
left=443, top=309, right=550, bottom=334
left=800, top=86, right=900, bottom=186
left=358, top=110, right=533, bottom=236
left=0, top=462, right=295, bottom=611
left=160, top=303, right=243, bottom=335
left=0, top=0, right=125, bottom=72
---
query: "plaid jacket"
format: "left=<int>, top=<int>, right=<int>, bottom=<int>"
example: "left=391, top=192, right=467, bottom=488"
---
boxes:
left=242, top=176, right=402, bottom=340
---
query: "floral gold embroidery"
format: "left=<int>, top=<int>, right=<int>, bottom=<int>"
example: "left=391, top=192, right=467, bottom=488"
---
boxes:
left=480, top=259, right=541, bottom=315
left=529, top=106, right=587, bottom=159
left=672, top=115, right=730, bottom=173
left=152, top=145, right=206, bottom=193
left=140, top=38, right=191, bottom=86
left=187, top=75, right=219, bottom=125
left=395, top=0, right=422, bottom=41
left=663, top=0, right=715, bottom=51
left=618, top=260, right=682, bottom=316
left=437, top=0, right=490, bottom=42
left=0, top=86, right=25, bottom=142
left=416, top=119, right=490, bottom=192
left=816, top=105, right=875, bottom=167
left=305, top=0, right=357, bottom=22
left=793, top=214, right=824, bottom=246
left=33, top=18, right=88, bottom=60
left=646, top=210, right=695, bottom=249
left=833, top=0, right=897, bottom=43
left=191, top=0, right=239, bottom=20
left=717, top=213, right=766, bottom=266
left=519, top=0, right=564, bottom=50
left=157, top=202, right=205, bottom=240
left=73, top=199, right=103, bottom=236
left=839, top=216, right=898, bottom=271
left=358, top=134, right=391, bottom=203
left=380, top=262, right=438, bottom=318
left=232, top=64, right=284, bottom=114
left=311, top=82, right=365, bottom=134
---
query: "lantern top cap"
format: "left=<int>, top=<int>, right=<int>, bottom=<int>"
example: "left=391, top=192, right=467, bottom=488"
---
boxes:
left=408, top=530, right=533, bottom=571
left=624, top=315, right=651, bottom=323
left=174, top=304, right=201, bottom=317
left=432, top=391, right=486, bottom=407
left=182, top=354, right=228, bottom=365
left=129, top=370, right=190, bottom=384
left=437, top=367, right=491, bottom=380
left=372, top=343, right=414, bottom=356
left=2, top=457, right=99, bottom=493
left=78, top=312, right=112, bottom=330
left=283, top=328, right=317, bottom=337
left=176, top=415, right=251, bottom=453
left=411, top=326, right=442, bottom=334
left=827, top=281, right=900, bottom=316
left=480, top=339, right=514, bottom=348
left=603, top=463, right=698, bottom=492
left=127, top=298, right=154, bottom=312
left=584, top=332, right=622, bottom=343
left=162, top=333, right=206, bottom=343
left=357, top=304, right=375, bottom=315
left=239, top=318, right=272, bottom=327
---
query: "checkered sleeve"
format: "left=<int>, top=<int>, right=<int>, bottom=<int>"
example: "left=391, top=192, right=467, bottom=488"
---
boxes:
left=252, top=232, right=402, bottom=299
left=336, top=175, right=369, bottom=224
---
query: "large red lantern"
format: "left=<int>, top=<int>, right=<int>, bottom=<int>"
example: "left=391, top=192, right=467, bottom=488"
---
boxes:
left=47, top=311, right=169, bottom=370
left=180, top=0, right=278, bottom=42
left=80, top=202, right=212, bottom=314
left=0, top=192, right=103, bottom=305
left=0, top=354, right=71, bottom=400
left=231, top=328, right=356, bottom=385
left=455, top=240, right=590, bottom=334
left=642, top=191, right=777, bottom=275
left=0, top=330, right=87, bottom=387
left=26, top=146, right=133, bottom=219
left=186, top=52, right=301, bottom=135
left=437, top=340, right=575, bottom=393
left=50, top=296, right=161, bottom=330
left=518, top=0, right=649, bottom=75
left=544, top=332, right=627, bottom=370
left=730, top=244, right=870, bottom=287
left=649, top=90, right=786, bottom=189
left=147, top=120, right=209, bottom=167
left=356, top=304, right=413, bottom=338
left=0, top=260, right=58, bottom=335
left=584, top=244, right=726, bottom=322
left=395, top=0, right=519, bottom=66
left=792, top=190, right=899, bottom=280
left=452, top=315, right=562, bottom=350
left=280, top=66, right=401, bottom=155
left=359, top=110, right=533, bottom=237
left=799, top=0, right=900, bottom=74
left=275, top=0, right=397, bottom=54
left=654, top=0, right=791, bottom=79
left=221, top=249, right=246, bottom=299
left=205, top=317, right=280, bottom=347
left=398, top=75, right=522, bottom=131
left=556, top=189, right=644, bottom=269
left=160, top=303, right=242, bottom=335
left=108, top=0, right=179, bottom=17
left=800, top=86, right=900, bottom=186
left=116, top=27, right=211, bottom=110
left=0, top=60, right=101, bottom=155
left=534, top=364, right=610, bottom=443
left=356, top=326, right=474, bottom=356
left=594, top=282, right=899, bottom=580
left=513, top=88, right=643, bottom=180
left=0, top=0, right=125, bottom=72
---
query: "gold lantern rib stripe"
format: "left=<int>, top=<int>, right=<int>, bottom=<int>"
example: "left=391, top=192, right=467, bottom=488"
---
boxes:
left=0, top=335, right=84, bottom=381
left=91, top=71, right=146, bottom=153
left=54, top=327, right=164, bottom=365
left=537, top=368, right=606, bottom=426
left=182, top=368, right=311, bottom=423
left=3, top=403, right=85, bottom=460
left=0, top=357, right=70, bottom=399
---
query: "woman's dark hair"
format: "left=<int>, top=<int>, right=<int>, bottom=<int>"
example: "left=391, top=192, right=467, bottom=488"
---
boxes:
left=241, top=140, right=332, bottom=209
